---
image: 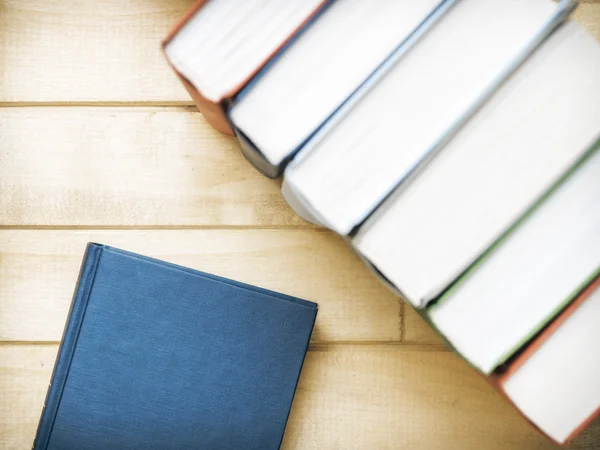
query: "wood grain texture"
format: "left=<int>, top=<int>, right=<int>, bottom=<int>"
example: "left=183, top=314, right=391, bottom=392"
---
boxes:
left=0, top=229, right=401, bottom=343
left=0, top=107, right=308, bottom=226
left=404, top=307, right=445, bottom=346
left=0, top=0, right=194, bottom=104
left=4, top=344, right=598, bottom=450
left=572, top=3, right=600, bottom=41
left=2, top=2, right=600, bottom=448
left=0, top=2, right=597, bottom=105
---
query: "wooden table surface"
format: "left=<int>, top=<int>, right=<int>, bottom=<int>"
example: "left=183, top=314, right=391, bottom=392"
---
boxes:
left=1, top=2, right=599, bottom=449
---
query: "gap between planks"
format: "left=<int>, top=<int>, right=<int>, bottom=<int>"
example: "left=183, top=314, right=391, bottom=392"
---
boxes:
left=0, top=102, right=194, bottom=108
left=0, top=341, right=449, bottom=351
left=0, top=225, right=323, bottom=231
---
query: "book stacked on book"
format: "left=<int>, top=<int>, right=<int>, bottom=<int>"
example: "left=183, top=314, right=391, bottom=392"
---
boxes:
left=164, top=0, right=600, bottom=444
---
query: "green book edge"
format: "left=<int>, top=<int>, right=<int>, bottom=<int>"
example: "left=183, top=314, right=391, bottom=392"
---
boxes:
left=426, top=137, right=600, bottom=373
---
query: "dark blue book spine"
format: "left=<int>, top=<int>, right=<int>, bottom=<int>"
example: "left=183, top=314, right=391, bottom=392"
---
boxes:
left=276, top=310, right=317, bottom=449
left=33, top=243, right=104, bottom=450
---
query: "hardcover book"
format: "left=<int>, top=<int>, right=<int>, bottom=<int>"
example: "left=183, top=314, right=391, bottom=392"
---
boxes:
left=282, top=0, right=574, bottom=229
left=352, top=19, right=600, bottom=309
left=163, top=0, right=329, bottom=135
left=497, top=276, right=600, bottom=445
left=33, top=244, right=317, bottom=450
left=428, top=143, right=600, bottom=374
left=228, top=0, right=449, bottom=178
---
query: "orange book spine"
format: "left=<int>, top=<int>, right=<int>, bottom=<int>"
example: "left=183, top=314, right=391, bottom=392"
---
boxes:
left=163, top=0, right=329, bottom=136
left=176, top=73, right=233, bottom=135
left=162, top=0, right=233, bottom=135
left=494, top=276, right=600, bottom=446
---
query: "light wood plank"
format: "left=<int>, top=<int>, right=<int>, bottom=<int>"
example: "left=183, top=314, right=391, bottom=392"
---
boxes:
left=0, top=0, right=193, bottom=104
left=404, top=306, right=445, bottom=346
left=0, top=229, right=401, bottom=343
left=573, top=3, right=600, bottom=42
left=5, top=344, right=598, bottom=450
left=0, top=3, right=598, bottom=104
left=0, top=107, right=308, bottom=226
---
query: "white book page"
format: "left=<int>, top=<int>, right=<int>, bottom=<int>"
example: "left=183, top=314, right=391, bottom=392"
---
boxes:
left=429, top=149, right=600, bottom=374
left=166, top=0, right=324, bottom=101
left=230, top=0, right=443, bottom=165
left=503, top=286, right=600, bottom=444
left=354, top=22, right=600, bottom=307
left=286, top=0, right=557, bottom=235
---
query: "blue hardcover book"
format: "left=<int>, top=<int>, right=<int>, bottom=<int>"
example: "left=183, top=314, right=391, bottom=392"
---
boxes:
left=33, top=243, right=317, bottom=450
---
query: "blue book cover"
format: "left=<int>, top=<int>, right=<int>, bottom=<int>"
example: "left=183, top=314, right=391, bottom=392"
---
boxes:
left=34, top=243, right=317, bottom=450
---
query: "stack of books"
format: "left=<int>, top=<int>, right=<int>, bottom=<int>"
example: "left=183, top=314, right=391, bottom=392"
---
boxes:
left=164, top=0, right=600, bottom=445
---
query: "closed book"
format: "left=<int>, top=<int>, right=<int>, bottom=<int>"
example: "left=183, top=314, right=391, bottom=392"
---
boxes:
left=283, top=0, right=574, bottom=232
left=228, top=0, right=450, bottom=178
left=163, top=0, right=329, bottom=135
left=496, top=276, right=600, bottom=445
left=353, top=18, right=600, bottom=309
left=33, top=243, right=317, bottom=450
left=427, top=142, right=600, bottom=374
